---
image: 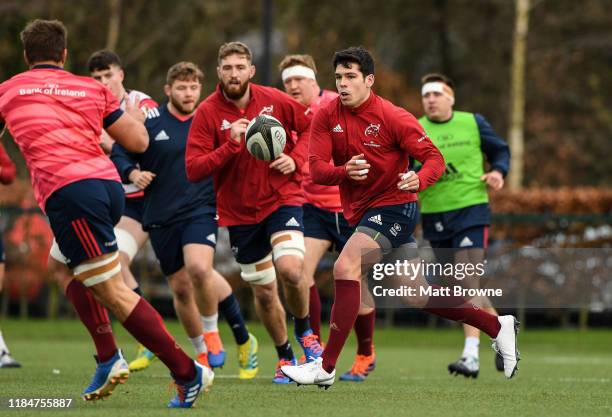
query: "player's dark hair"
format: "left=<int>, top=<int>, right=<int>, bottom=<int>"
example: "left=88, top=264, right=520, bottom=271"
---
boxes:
left=166, top=61, right=204, bottom=85
left=20, top=19, right=67, bottom=64
left=332, top=47, right=374, bottom=77
left=87, top=50, right=122, bottom=73
left=278, top=54, right=317, bottom=73
left=421, top=73, right=455, bottom=89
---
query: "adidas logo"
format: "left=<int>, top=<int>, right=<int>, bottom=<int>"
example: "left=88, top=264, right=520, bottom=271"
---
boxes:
left=220, top=119, right=231, bottom=130
left=206, top=234, right=216, bottom=244
left=154, top=130, right=170, bottom=141
left=459, top=236, right=474, bottom=247
left=332, top=124, right=344, bottom=133
left=329, top=322, right=340, bottom=331
left=285, top=217, right=300, bottom=227
left=368, top=214, right=382, bottom=225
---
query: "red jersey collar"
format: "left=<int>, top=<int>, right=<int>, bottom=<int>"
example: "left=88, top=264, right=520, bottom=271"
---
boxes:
left=349, top=90, right=376, bottom=114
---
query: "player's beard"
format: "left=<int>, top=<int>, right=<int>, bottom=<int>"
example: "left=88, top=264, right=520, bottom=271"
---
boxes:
left=221, top=78, right=249, bottom=100
left=170, top=96, right=196, bottom=115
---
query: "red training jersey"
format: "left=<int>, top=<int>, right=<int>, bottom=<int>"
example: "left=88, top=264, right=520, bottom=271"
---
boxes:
left=309, top=92, right=445, bottom=225
left=0, top=142, right=16, bottom=185
left=301, top=89, right=342, bottom=212
left=186, top=83, right=311, bottom=226
left=0, top=65, right=122, bottom=211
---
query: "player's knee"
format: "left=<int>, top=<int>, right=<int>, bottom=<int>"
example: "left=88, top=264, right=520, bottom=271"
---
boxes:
left=115, top=228, right=138, bottom=263
left=238, top=254, right=276, bottom=286
left=185, top=261, right=213, bottom=286
left=333, top=255, right=360, bottom=280
left=271, top=231, right=305, bottom=262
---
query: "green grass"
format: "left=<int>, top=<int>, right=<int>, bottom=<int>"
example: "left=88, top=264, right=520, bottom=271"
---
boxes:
left=1, top=319, right=611, bottom=416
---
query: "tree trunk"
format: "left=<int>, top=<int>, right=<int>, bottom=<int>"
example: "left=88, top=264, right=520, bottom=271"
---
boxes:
left=106, top=0, right=122, bottom=51
left=507, top=0, right=530, bottom=190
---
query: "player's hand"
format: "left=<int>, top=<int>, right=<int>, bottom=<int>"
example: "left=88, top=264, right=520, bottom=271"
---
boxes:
left=230, top=118, right=250, bottom=143
left=124, top=94, right=146, bottom=123
left=481, top=170, right=504, bottom=190
left=397, top=171, right=419, bottom=192
left=269, top=153, right=296, bottom=175
left=345, top=154, right=371, bottom=181
left=129, top=169, right=156, bottom=190
left=99, top=130, right=115, bottom=154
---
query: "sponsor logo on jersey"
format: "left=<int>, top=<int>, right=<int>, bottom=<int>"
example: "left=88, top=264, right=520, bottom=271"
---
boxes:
left=259, top=105, right=274, bottom=115
left=363, top=140, right=381, bottom=148
left=368, top=214, right=383, bottom=225
left=365, top=123, right=380, bottom=137
left=417, top=133, right=429, bottom=142
left=154, top=130, right=170, bottom=141
left=220, top=119, right=231, bottom=131
left=332, top=124, right=344, bottom=133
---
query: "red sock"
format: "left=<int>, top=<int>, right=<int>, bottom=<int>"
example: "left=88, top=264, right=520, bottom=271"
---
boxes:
left=322, top=280, right=360, bottom=373
left=423, top=285, right=501, bottom=338
left=354, top=310, right=375, bottom=356
left=122, top=298, right=196, bottom=382
left=309, top=285, right=322, bottom=339
left=65, top=279, right=117, bottom=362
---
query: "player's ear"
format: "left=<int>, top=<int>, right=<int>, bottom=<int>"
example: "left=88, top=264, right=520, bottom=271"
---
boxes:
left=164, top=84, right=171, bottom=97
left=23, top=50, right=30, bottom=66
left=249, top=64, right=256, bottom=80
left=119, top=68, right=125, bottom=82
left=60, top=49, right=67, bottom=65
left=365, top=74, right=375, bottom=88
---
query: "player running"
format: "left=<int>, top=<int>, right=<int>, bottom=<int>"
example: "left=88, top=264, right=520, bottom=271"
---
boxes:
left=0, top=140, right=20, bottom=368
left=279, top=54, right=377, bottom=382
left=418, top=73, right=510, bottom=378
left=281, top=47, right=520, bottom=388
left=111, top=61, right=258, bottom=377
left=0, top=20, right=212, bottom=407
left=186, top=42, right=323, bottom=383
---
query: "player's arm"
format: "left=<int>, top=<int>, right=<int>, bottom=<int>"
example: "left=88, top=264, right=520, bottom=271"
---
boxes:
left=0, top=141, right=16, bottom=185
left=308, top=110, right=346, bottom=185
left=185, top=105, right=242, bottom=182
left=395, top=110, right=445, bottom=192
left=476, top=113, right=510, bottom=190
left=101, top=86, right=148, bottom=153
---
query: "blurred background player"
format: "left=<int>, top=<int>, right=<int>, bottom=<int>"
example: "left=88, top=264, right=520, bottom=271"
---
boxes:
left=86, top=50, right=159, bottom=370
left=278, top=54, right=376, bottom=382
left=418, top=73, right=510, bottom=378
left=111, top=61, right=258, bottom=377
left=281, top=46, right=520, bottom=388
left=0, top=19, right=212, bottom=407
left=186, top=42, right=323, bottom=383
left=0, top=138, right=20, bottom=368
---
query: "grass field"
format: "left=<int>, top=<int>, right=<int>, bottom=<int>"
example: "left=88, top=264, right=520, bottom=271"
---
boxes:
left=1, top=319, right=611, bottom=416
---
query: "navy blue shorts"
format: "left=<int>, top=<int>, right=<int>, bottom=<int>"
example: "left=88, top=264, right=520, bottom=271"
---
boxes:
left=429, top=225, right=489, bottom=250
left=45, top=179, right=124, bottom=269
left=148, top=213, right=218, bottom=276
left=355, top=202, right=419, bottom=251
left=421, top=203, right=490, bottom=242
left=123, top=196, right=144, bottom=224
left=0, top=238, right=4, bottom=263
left=303, top=204, right=353, bottom=253
left=228, top=205, right=303, bottom=264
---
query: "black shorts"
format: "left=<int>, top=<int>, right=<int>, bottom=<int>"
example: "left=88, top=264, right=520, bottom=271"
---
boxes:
left=303, top=204, right=353, bottom=253
left=148, top=213, right=218, bottom=276
left=45, top=179, right=124, bottom=268
left=429, top=225, right=489, bottom=250
left=123, top=196, right=144, bottom=224
left=228, top=205, right=303, bottom=264
left=421, top=203, right=490, bottom=242
left=356, top=202, right=419, bottom=252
